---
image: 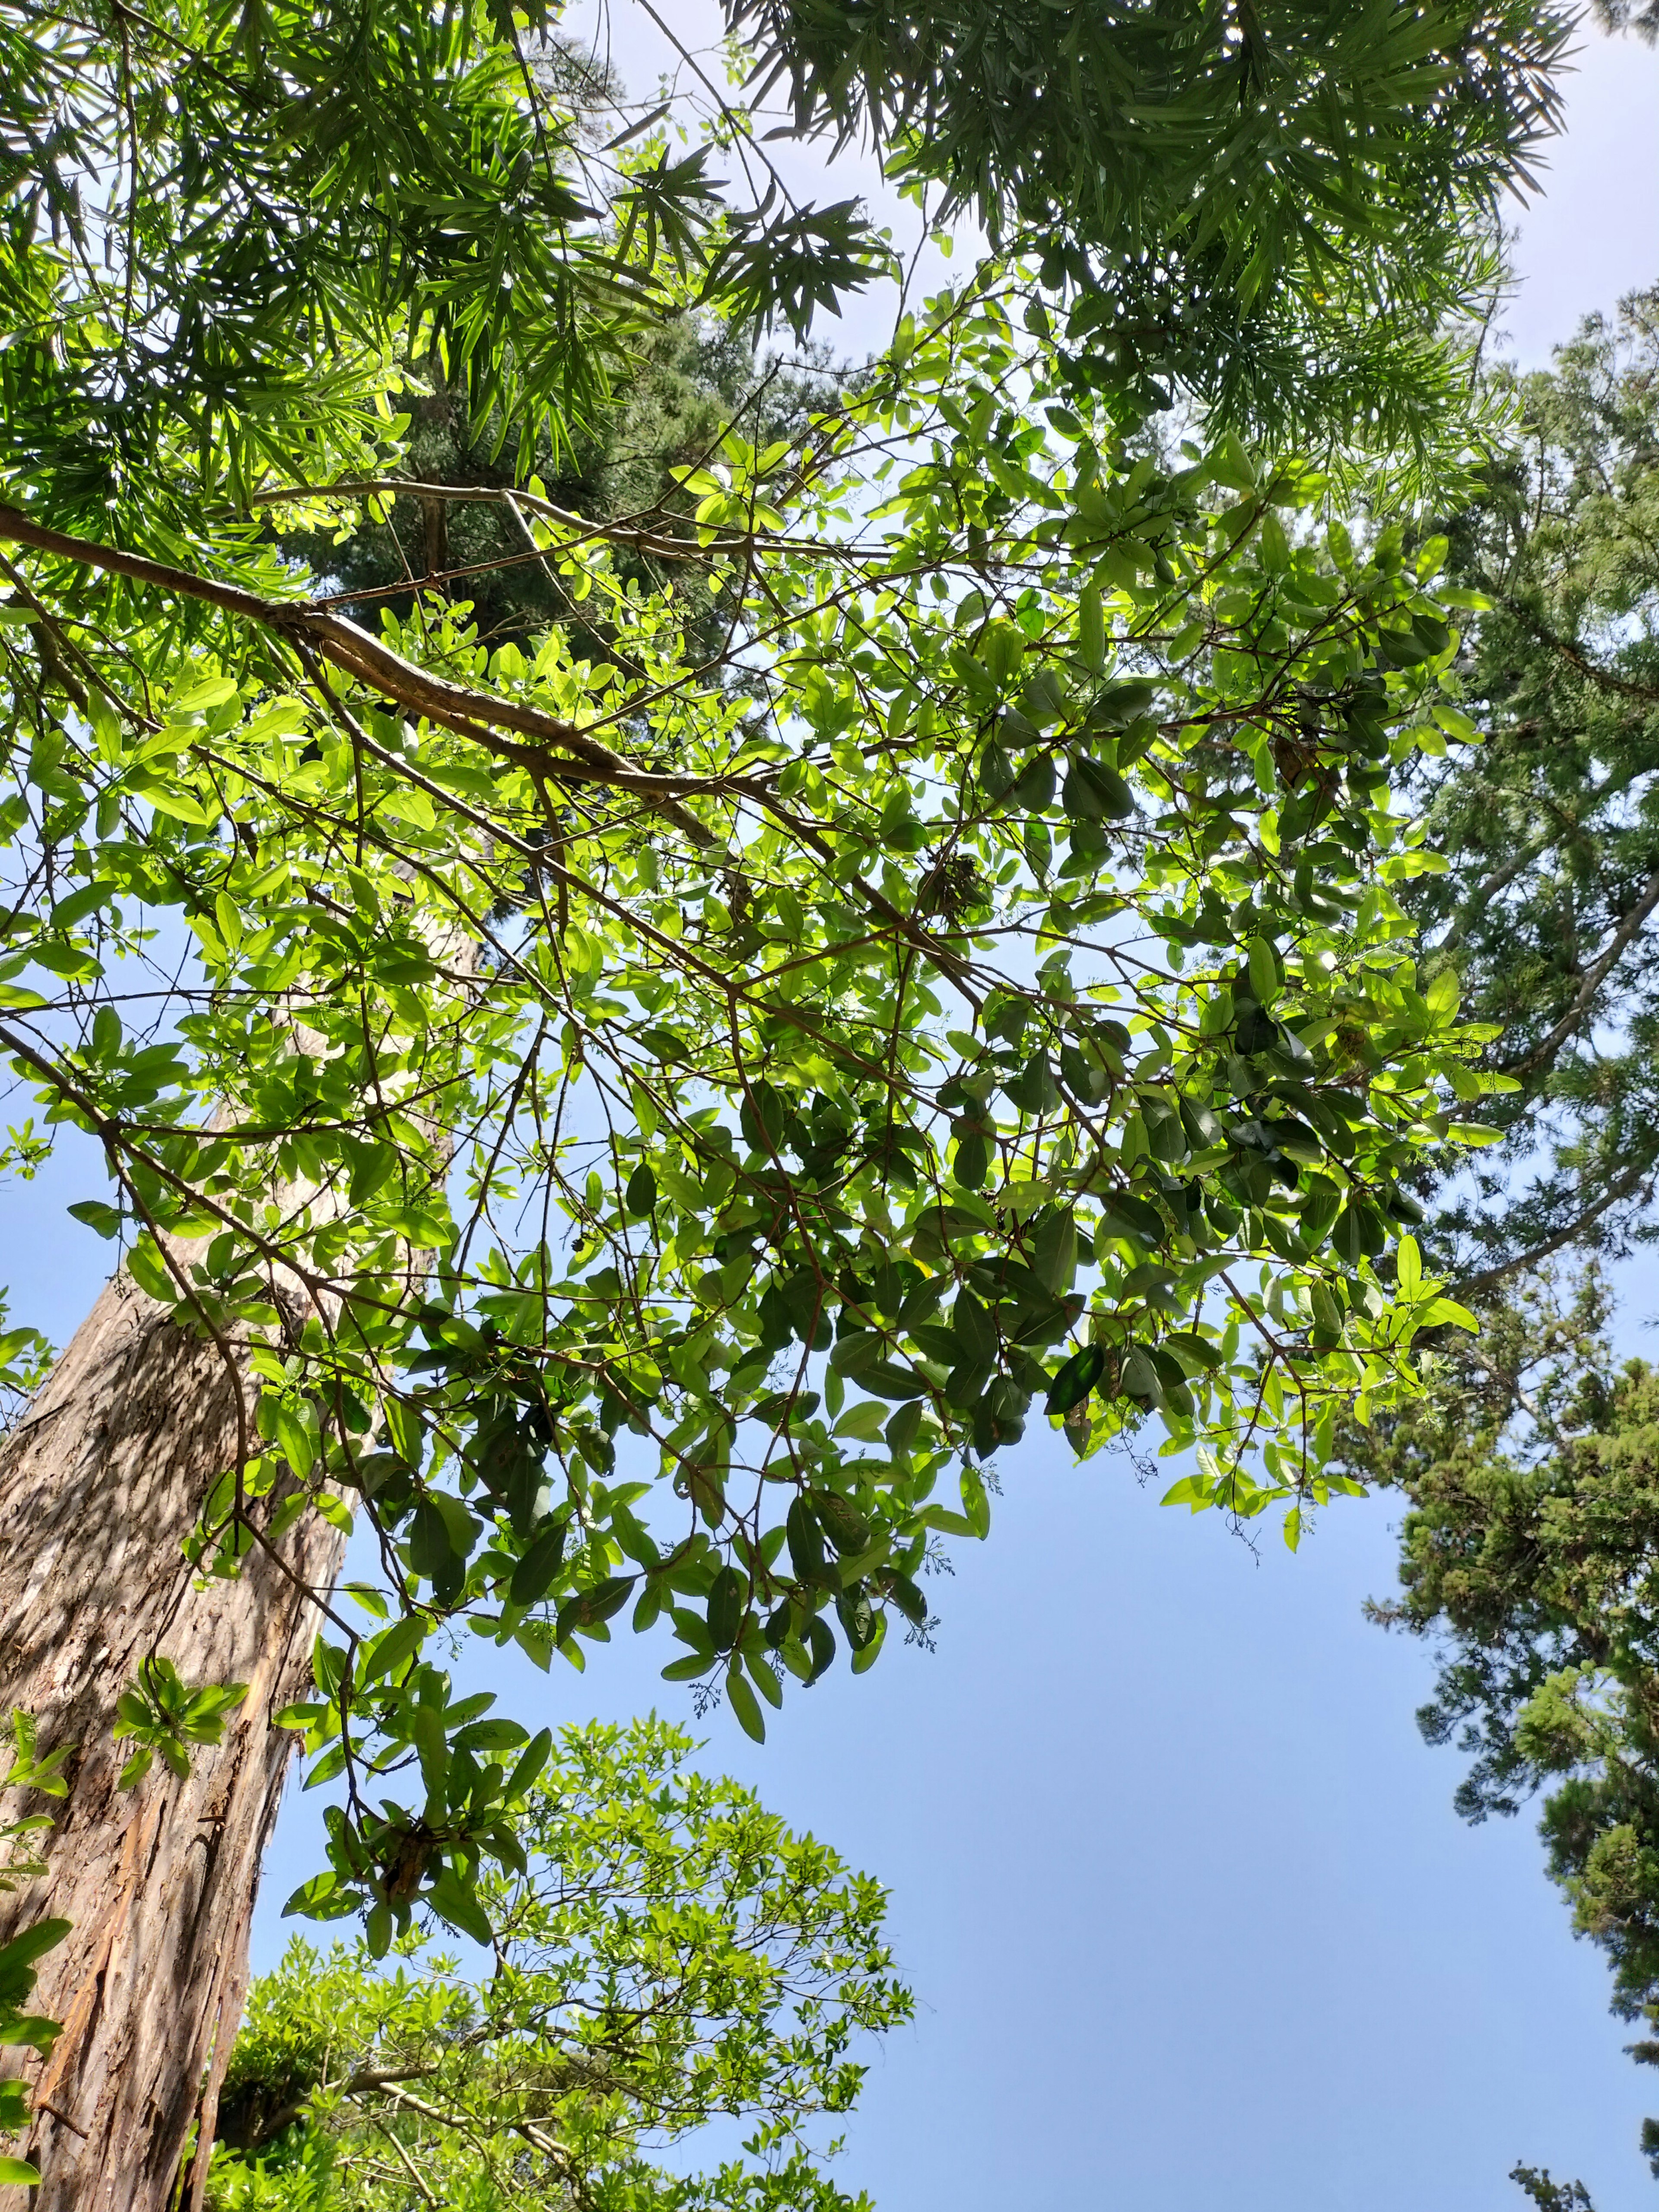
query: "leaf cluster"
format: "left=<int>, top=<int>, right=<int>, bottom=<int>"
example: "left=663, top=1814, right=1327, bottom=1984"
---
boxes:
left=0, top=0, right=877, bottom=550
left=112, top=1656, right=248, bottom=1789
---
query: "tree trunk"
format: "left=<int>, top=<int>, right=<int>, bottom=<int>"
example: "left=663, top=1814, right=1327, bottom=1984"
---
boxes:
left=0, top=1271, right=344, bottom=2211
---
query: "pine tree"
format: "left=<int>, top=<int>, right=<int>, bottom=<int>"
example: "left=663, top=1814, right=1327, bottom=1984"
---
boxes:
left=1348, top=282, right=1659, bottom=2202
left=281, top=318, right=846, bottom=659
left=1389, top=288, right=1659, bottom=1294
left=1348, top=1268, right=1659, bottom=2182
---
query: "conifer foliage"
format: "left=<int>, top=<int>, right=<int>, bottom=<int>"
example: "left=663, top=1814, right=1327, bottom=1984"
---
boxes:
left=1354, top=1272, right=1659, bottom=2184
left=727, top=0, right=1572, bottom=465
left=1358, top=286, right=1659, bottom=2199
left=1391, top=290, right=1659, bottom=1291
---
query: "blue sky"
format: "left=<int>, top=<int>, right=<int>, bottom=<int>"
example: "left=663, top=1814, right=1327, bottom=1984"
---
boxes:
left=10, top=10, right=1659, bottom=2209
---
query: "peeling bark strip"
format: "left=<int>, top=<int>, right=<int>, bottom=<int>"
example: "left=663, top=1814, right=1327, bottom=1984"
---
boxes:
left=0, top=1275, right=344, bottom=2211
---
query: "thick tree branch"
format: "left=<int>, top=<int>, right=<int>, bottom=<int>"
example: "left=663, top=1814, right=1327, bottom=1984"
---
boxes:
left=1505, top=865, right=1659, bottom=1079
left=0, top=505, right=734, bottom=846
left=250, top=474, right=877, bottom=569
left=1497, top=590, right=1659, bottom=707
left=0, top=505, right=995, bottom=1001
left=1454, top=1152, right=1659, bottom=1299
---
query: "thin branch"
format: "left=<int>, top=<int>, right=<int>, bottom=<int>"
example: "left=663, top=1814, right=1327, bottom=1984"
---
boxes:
left=1455, top=1154, right=1659, bottom=1299
left=1506, top=865, right=1659, bottom=1079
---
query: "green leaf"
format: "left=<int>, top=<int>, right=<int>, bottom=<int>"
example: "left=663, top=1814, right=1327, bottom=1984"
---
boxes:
left=786, top=1497, right=826, bottom=1580
left=1160, top=1473, right=1212, bottom=1510
left=273, top=1702, right=325, bottom=1731
left=1032, top=1208, right=1078, bottom=1294
left=143, top=785, right=217, bottom=827
left=0, top=1920, right=70, bottom=1980
left=833, top=1399, right=888, bottom=1442
left=427, top=1867, right=493, bottom=1947
left=726, top=1660, right=766, bottom=1742
left=509, top=1518, right=569, bottom=1608
left=917, top=1504, right=977, bottom=1538
left=835, top=1582, right=877, bottom=1651
left=454, top=1717, right=529, bottom=1754
left=0, top=2014, right=61, bottom=2057
left=1046, top=1343, right=1105, bottom=1416
left=1419, top=1297, right=1478, bottom=1332
left=556, top=1577, right=634, bottom=1643
left=953, top=1130, right=989, bottom=1189
left=303, top=1743, right=349, bottom=1791
left=959, top=1465, right=991, bottom=1539
left=1063, top=753, right=1134, bottom=822
left=745, top=1647, right=785, bottom=1707
left=359, top=1615, right=427, bottom=1685
left=950, top=1289, right=998, bottom=1369
left=124, top=1236, right=175, bottom=1303
left=1078, top=583, right=1106, bottom=674
left=282, top=1870, right=356, bottom=1921
left=707, top=1564, right=745, bottom=1652
left=408, top=1493, right=480, bottom=1580
left=850, top=1610, right=887, bottom=1674
left=1086, top=680, right=1157, bottom=728
left=810, top=1489, right=872, bottom=1558
left=1246, top=938, right=1279, bottom=1005
left=172, top=675, right=242, bottom=714
left=345, top=1141, right=398, bottom=1208
left=804, top=1615, right=836, bottom=1682
left=502, top=1726, right=553, bottom=1803
left=1209, top=433, right=1257, bottom=492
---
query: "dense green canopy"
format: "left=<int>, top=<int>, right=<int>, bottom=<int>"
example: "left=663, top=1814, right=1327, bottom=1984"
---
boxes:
left=0, top=0, right=1607, bottom=2189
left=0, top=253, right=1494, bottom=1958
left=207, top=1720, right=907, bottom=2209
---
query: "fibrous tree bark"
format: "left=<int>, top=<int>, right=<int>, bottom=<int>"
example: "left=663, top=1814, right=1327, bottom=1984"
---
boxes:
left=0, top=1279, right=343, bottom=2212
